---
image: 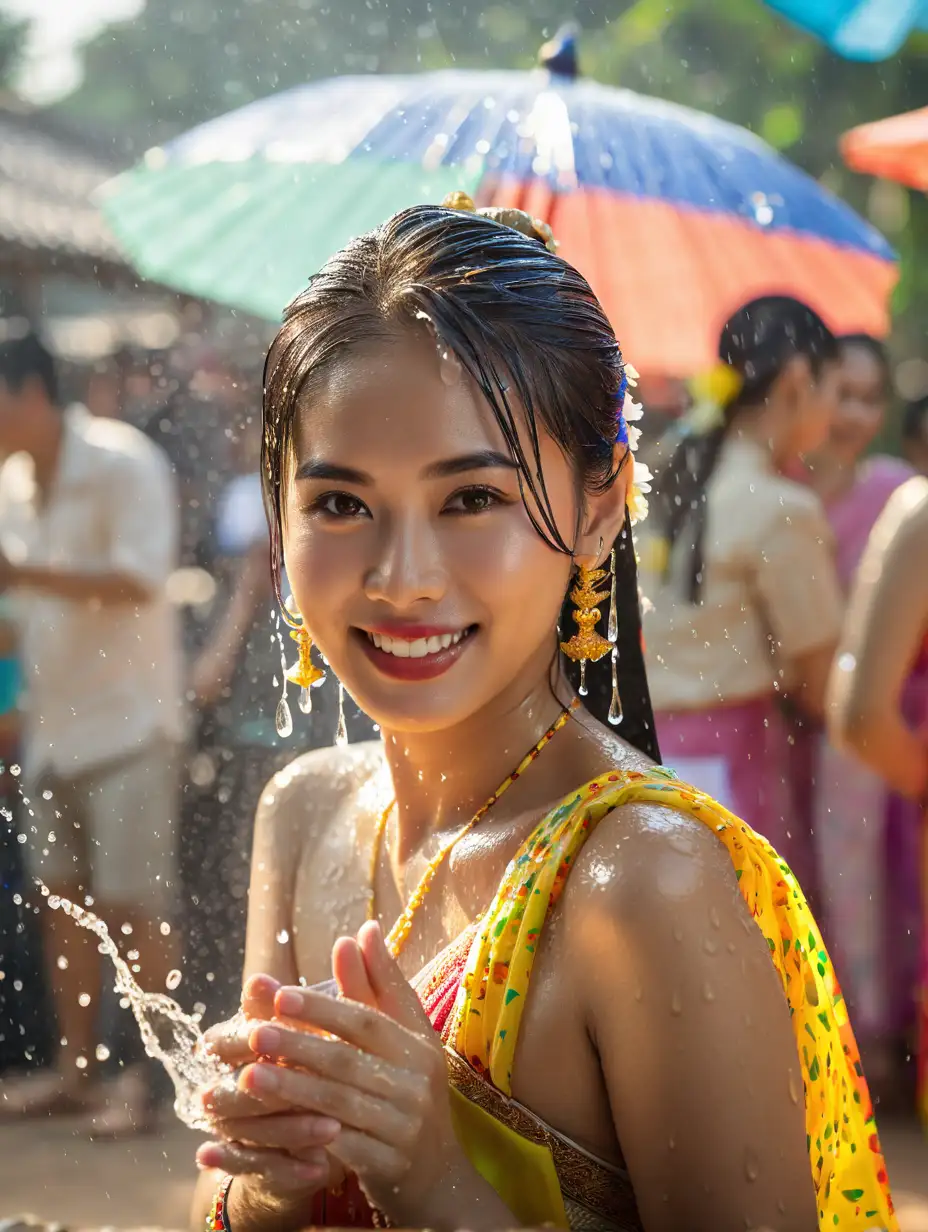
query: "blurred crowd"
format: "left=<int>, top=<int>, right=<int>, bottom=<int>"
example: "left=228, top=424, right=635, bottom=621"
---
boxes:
left=0, top=311, right=925, bottom=1135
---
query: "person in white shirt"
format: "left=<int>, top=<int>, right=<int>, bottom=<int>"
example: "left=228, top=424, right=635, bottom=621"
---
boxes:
left=0, top=326, right=184, bottom=1132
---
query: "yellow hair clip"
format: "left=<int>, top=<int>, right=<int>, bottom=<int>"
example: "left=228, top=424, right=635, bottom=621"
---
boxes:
left=689, top=362, right=743, bottom=411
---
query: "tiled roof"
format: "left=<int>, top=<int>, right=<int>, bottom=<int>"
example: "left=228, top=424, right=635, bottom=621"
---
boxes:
left=0, top=102, right=127, bottom=266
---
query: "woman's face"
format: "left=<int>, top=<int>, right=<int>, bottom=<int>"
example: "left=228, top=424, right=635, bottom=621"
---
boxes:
left=829, top=344, right=887, bottom=462
left=792, top=358, right=842, bottom=459
left=281, top=329, right=618, bottom=734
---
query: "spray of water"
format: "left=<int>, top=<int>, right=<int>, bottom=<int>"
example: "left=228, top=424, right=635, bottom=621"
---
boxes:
left=39, top=883, right=228, bottom=1130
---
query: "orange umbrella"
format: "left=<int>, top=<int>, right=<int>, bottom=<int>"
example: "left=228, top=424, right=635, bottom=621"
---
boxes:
left=841, top=106, right=928, bottom=191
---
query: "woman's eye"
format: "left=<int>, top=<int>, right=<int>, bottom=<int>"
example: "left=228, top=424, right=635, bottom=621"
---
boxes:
left=443, top=486, right=505, bottom=515
left=312, top=491, right=370, bottom=519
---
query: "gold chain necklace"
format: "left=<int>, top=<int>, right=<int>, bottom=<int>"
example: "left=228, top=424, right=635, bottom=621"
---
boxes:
left=367, top=699, right=579, bottom=958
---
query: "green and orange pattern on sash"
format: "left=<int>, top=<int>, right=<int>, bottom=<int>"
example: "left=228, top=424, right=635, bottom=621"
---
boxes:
left=449, top=768, right=897, bottom=1232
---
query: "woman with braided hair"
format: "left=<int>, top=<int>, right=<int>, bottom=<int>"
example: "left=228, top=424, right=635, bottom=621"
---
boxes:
left=191, top=202, right=895, bottom=1232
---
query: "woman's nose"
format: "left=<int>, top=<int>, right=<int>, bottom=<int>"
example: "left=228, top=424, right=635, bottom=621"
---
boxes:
left=363, top=514, right=446, bottom=608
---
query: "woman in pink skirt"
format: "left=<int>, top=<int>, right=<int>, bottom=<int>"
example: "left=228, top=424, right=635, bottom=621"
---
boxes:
left=639, top=296, right=843, bottom=892
left=830, top=475, right=928, bottom=1124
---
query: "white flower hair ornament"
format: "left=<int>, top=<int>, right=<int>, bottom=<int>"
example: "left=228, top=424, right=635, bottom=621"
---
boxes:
left=616, top=362, right=651, bottom=526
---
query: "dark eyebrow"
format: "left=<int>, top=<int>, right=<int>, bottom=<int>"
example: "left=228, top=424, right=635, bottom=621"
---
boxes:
left=422, top=450, right=519, bottom=479
left=294, top=460, right=373, bottom=484
left=294, top=451, right=518, bottom=485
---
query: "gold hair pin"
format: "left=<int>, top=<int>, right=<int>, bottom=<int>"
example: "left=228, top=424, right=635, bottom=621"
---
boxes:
left=441, top=191, right=559, bottom=255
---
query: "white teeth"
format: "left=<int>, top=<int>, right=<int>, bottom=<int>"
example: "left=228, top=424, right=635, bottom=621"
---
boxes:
left=367, top=629, right=469, bottom=657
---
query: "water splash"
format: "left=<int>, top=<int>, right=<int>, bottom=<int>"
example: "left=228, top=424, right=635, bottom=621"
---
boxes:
left=39, top=884, right=226, bottom=1130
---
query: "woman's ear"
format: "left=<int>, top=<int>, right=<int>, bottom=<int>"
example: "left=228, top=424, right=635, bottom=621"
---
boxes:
left=573, top=446, right=632, bottom=566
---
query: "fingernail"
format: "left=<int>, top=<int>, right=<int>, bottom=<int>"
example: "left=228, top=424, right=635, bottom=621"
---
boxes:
left=276, top=989, right=303, bottom=1016
left=240, top=1063, right=276, bottom=1093
left=196, top=1144, right=220, bottom=1169
left=315, top=1117, right=341, bottom=1139
left=250, top=1025, right=281, bottom=1053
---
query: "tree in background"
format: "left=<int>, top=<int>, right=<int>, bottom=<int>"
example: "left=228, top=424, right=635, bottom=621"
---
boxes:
left=0, top=10, right=28, bottom=90
left=52, top=0, right=928, bottom=359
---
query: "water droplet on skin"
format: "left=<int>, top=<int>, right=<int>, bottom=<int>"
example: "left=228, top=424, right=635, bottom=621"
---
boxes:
left=744, top=1148, right=760, bottom=1182
left=78, top=993, right=92, bottom=1007
left=708, top=905, right=721, bottom=930
left=672, top=923, right=684, bottom=943
left=703, top=937, right=719, bottom=955
left=634, top=983, right=644, bottom=1002
left=75, top=1056, right=88, bottom=1069
left=57, top=955, right=70, bottom=971
left=120, top=923, right=133, bottom=936
left=160, top=921, right=171, bottom=936
left=670, top=991, right=683, bottom=1016
left=165, top=969, right=182, bottom=991
left=276, top=929, right=289, bottom=944
left=788, top=1072, right=801, bottom=1105
left=95, top=1044, right=110, bottom=1062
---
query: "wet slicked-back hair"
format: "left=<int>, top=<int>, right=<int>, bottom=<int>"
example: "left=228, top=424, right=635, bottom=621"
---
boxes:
left=262, top=203, right=658, bottom=761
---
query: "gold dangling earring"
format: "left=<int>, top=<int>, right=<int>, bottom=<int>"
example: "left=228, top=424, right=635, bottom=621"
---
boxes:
left=560, top=541, right=612, bottom=697
left=334, top=681, right=348, bottom=747
left=276, top=611, right=326, bottom=737
left=607, top=547, right=622, bottom=725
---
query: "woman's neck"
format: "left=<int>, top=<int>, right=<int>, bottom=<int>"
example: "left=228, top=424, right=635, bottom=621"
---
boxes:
left=378, top=655, right=569, bottom=862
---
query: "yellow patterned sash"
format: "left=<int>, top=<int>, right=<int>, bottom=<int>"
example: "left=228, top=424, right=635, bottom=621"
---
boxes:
left=448, top=768, right=897, bottom=1232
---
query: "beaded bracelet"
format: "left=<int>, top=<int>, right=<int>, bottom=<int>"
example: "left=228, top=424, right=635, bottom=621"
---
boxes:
left=206, top=1174, right=234, bottom=1232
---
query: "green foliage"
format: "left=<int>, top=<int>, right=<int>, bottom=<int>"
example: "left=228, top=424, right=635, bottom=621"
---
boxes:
left=0, top=9, right=28, bottom=88
left=52, top=0, right=928, bottom=356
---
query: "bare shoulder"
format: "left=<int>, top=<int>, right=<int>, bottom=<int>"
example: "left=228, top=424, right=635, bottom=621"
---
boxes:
left=561, top=791, right=756, bottom=977
left=254, top=740, right=385, bottom=866
left=572, top=793, right=739, bottom=913
left=873, top=474, right=928, bottom=548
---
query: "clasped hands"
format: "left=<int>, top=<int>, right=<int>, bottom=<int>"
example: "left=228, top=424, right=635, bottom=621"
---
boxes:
left=196, top=920, right=468, bottom=1224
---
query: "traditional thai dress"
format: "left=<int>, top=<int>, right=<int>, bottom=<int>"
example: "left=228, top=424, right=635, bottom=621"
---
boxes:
left=316, top=768, right=897, bottom=1231
left=639, top=436, right=845, bottom=898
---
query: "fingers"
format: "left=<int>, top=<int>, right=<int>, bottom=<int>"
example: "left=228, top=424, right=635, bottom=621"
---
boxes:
left=248, top=1023, right=425, bottom=1106
left=356, top=920, right=398, bottom=1007
left=238, top=1061, right=413, bottom=1145
left=195, top=1139, right=328, bottom=1192
left=332, top=936, right=377, bottom=1007
left=202, top=1014, right=253, bottom=1067
left=241, top=973, right=281, bottom=1018
left=273, top=986, right=423, bottom=1065
left=213, top=1111, right=341, bottom=1156
left=327, top=1125, right=411, bottom=1185
left=201, top=974, right=280, bottom=1066
left=202, top=1070, right=290, bottom=1120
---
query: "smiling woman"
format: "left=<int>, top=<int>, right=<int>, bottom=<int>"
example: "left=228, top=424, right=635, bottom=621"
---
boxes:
left=191, top=197, right=897, bottom=1232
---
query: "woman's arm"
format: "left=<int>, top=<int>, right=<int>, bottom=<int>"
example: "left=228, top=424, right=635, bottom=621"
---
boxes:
left=577, top=807, right=817, bottom=1232
left=189, top=754, right=331, bottom=1232
left=828, top=476, right=928, bottom=799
